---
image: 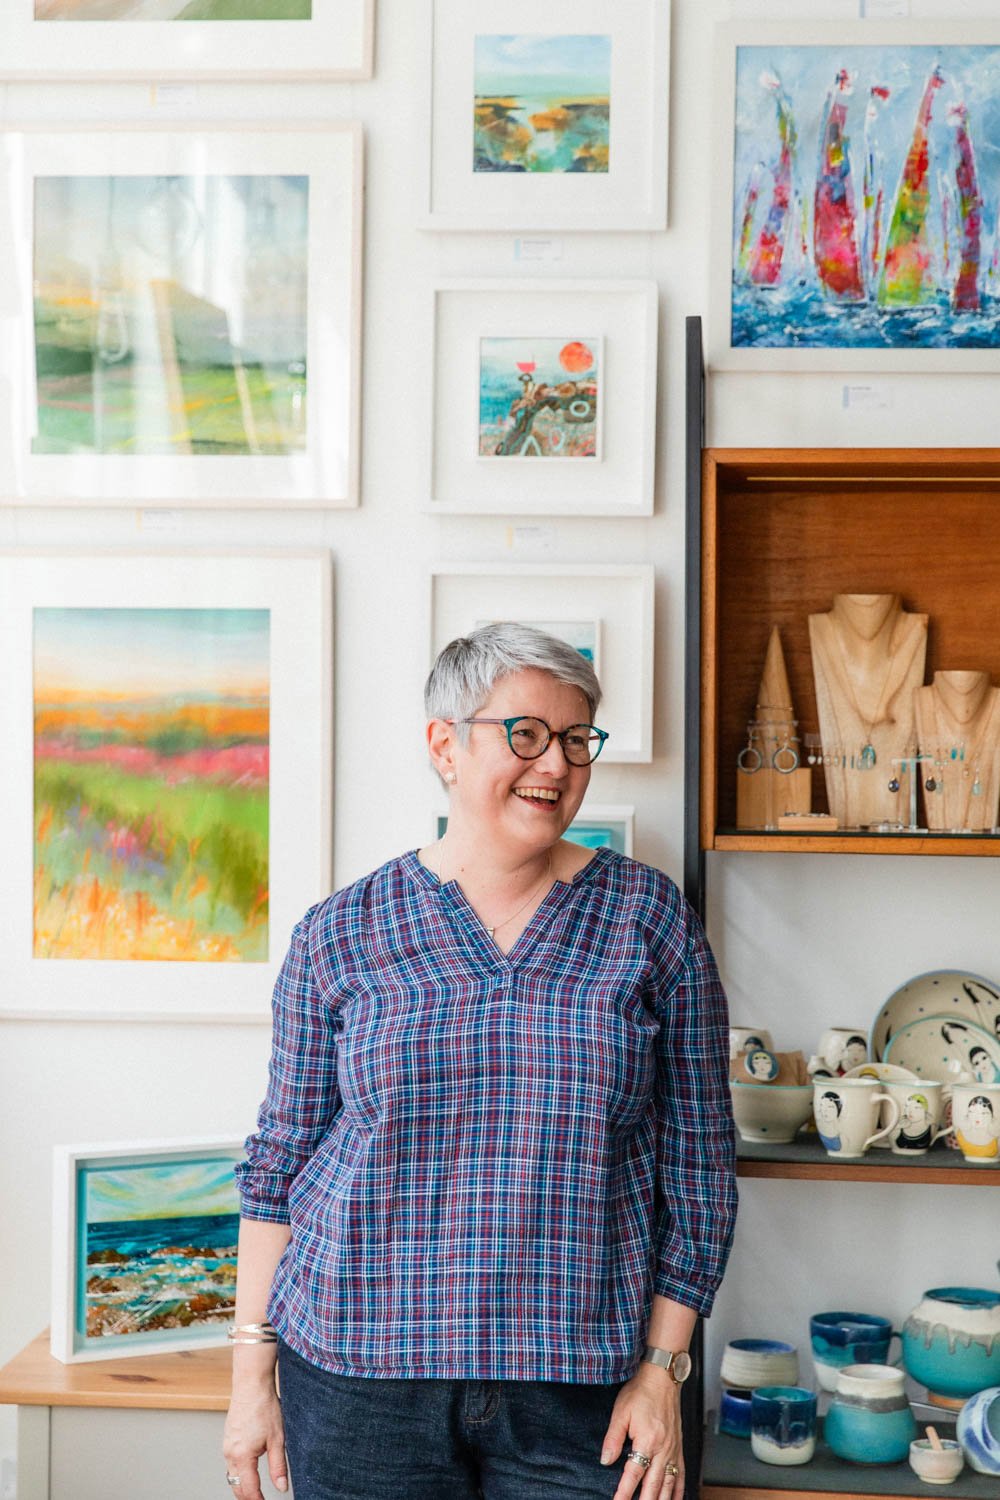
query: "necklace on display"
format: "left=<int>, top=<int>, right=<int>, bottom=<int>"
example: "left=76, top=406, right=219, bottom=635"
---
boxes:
left=436, top=846, right=553, bottom=940
left=830, top=616, right=898, bottom=769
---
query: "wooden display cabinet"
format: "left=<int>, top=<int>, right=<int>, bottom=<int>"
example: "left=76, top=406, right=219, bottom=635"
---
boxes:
left=700, top=448, right=1000, bottom=855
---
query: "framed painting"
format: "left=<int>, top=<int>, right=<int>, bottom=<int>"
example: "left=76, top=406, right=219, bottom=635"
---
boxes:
left=420, top=0, right=670, bottom=231
left=0, top=123, right=362, bottom=506
left=712, top=21, right=1000, bottom=371
left=0, top=548, right=332, bottom=1022
left=430, top=564, right=654, bottom=762
left=429, top=281, right=657, bottom=516
left=437, top=804, right=634, bottom=856
left=51, top=1137, right=244, bottom=1363
left=0, top=2, right=373, bottom=82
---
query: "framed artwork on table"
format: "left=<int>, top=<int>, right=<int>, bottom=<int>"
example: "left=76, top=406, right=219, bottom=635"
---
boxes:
left=420, top=0, right=670, bottom=231
left=712, top=22, right=1000, bottom=371
left=51, top=1137, right=243, bottom=1363
left=437, top=804, right=634, bottom=856
left=430, top=564, right=654, bottom=762
left=0, top=2, right=373, bottom=82
left=0, top=548, right=332, bottom=1022
left=0, top=123, right=362, bottom=507
left=429, top=281, right=657, bottom=517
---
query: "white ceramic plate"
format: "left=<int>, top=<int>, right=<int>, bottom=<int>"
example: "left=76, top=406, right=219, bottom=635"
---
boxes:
left=883, top=1013, right=1000, bottom=1085
left=871, top=970, right=1000, bottom=1061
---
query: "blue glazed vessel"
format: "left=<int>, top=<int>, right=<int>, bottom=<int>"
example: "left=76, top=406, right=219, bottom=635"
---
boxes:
left=719, top=1387, right=754, bottom=1440
left=902, top=1287, right=1000, bottom=1404
left=957, top=1386, right=1000, bottom=1475
left=750, top=1385, right=817, bottom=1466
left=824, top=1364, right=917, bottom=1465
left=810, top=1311, right=896, bottom=1393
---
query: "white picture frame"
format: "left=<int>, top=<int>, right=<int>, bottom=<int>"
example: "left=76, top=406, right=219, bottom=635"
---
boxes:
left=430, top=564, right=654, bottom=762
left=711, top=21, right=1000, bottom=372
left=429, top=280, right=658, bottom=517
left=0, top=122, right=362, bottom=507
left=0, top=2, right=374, bottom=82
left=51, top=1136, right=244, bottom=1364
left=437, top=803, right=634, bottom=857
left=1, top=548, right=332, bottom=1022
left=420, top=0, right=670, bottom=231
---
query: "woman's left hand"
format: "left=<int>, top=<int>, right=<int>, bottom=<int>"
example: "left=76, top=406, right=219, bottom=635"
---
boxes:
left=601, top=1365, right=684, bottom=1500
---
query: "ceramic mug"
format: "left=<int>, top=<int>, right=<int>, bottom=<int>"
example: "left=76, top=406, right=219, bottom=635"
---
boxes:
left=812, top=1078, right=901, bottom=1159
left=730, top=1027, right=774, bottom=1060
left=881, top=1079, right=951, bottom=1156
left=809, top=1027, right=869, bottom=1077
left=825, top=1364, right=917, bottom=1465
left=719, top=1387, right=754, bottom=1440
left=949, top=1082, right=1000, bottom=1165
left=750, top=1385, right=817, bottom=1466
left=810, top=1311, right=900, bottom=1393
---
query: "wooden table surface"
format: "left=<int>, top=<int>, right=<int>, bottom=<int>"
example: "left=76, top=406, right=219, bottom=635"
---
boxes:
left=0, top=1331, right=232, bottom=1412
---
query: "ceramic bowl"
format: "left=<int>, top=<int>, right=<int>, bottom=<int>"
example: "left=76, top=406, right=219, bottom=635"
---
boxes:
left=729, top=1082, right=814, bottom=1144
left=957, top=1385, right=1000, bottom=1474
left=720, top=1338, right=799, bottom=1390
left=909, top=1438, right=965, bottom=1485
left=871, top=969, right=1000, bottom=1061
left=719, top=1386, right=754, bottom=1439
left=884, top=1014, right=1000, bottom=1085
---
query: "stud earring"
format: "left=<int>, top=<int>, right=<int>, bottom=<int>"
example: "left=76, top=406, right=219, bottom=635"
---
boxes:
left=445, top=772, right=457, bottom=785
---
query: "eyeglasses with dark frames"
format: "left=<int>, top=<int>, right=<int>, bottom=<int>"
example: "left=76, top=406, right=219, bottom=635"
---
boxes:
left=446, top=715, right=609, bottom=766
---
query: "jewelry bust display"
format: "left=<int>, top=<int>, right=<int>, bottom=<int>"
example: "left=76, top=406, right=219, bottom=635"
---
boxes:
left=808, top=594, right=928, bottom=829
left=914, top=670, right=1000, bottom=833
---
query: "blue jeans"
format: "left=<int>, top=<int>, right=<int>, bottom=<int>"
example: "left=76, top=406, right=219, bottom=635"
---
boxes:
left=277, top=1339, right=625, bottom=1499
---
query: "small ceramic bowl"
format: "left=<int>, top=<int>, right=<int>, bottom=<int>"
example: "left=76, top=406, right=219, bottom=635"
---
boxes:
left=730, top=1081, right=814, bottom=1144
left=720, top=1338, right=799, bottom=1390
left=909, top=1438, right=965, bottom=1485
left=719, top=1386, right=754, bottom=1439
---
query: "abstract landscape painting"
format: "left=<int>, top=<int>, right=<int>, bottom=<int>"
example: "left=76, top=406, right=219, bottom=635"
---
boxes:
left=33, top=173, right=309, bottom=455
left=35, top=2, right=311, bottom=18
left=33, top=607, right=270, bottom=962
left=478, top=337, right=600, bottom=458
left=474, top=34, right=611, bottom=174
left=731, top=42, right=1000, bottom=349
left=77, top=1153, right=239, bottom=1350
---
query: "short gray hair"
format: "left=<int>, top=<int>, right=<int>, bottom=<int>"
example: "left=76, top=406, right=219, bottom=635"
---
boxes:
left=425, top=622, right=601, bottom=742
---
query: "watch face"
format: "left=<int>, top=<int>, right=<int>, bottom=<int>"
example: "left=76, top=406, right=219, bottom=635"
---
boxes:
left=672, top=1351, right=692, bottom=1383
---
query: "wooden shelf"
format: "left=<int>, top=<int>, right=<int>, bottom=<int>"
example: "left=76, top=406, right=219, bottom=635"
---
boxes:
left=700, top=448, right=1000, bottom=855
left=737, top=1137, right=999, bottom=1186
left=701, top=1418, right=995, bottom=1500
left=0, top=1331, right=232, bottom=1412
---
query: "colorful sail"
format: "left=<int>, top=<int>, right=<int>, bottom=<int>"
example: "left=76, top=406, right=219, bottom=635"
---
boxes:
left=736, top=163, right=763, bottom=281
left=877, top=65, right=944, bottom=307
left=950, top=103, right=983, bottom=313
left=749, top=72, right=795, bottom=287
left=814, top=69, right=864, bottom=301
left=862, top=86, right=890, bottom=295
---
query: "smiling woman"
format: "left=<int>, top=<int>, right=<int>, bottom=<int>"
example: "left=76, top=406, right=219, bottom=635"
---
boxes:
left=225, top=623, right=737, bottom=1500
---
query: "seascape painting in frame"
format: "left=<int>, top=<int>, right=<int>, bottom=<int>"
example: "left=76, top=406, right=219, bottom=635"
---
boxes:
left=51, top=1138, right=243, bottom=1363
left=714, top=21, right=1000, bottom=370
left=423, top=0, right=669, bottom=231
left=1, top=2, right=373, bottom=80
left=478, top=337, right=601, bottom=461
left=0, top=123, right=361, bottom=505
left=1, top=549, right=332, bottom=1021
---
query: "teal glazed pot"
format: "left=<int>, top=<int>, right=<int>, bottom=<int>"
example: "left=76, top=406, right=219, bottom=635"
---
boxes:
left=957, top=1386, right=1000, bottom=1475
left=824, top=1364, right=917, bottom=1465
left=902, top=1288, right=1000, bottom=1406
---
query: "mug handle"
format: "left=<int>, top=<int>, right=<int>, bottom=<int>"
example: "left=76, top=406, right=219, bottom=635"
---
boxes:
left=865, top=1091, right=901, bottom=1149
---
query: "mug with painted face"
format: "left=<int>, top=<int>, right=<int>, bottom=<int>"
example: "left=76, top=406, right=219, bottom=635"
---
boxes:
left=750, top=1386, right=817, bottom=1466
left=949, top=1082, right=1000, bottom=1165
left=810, top=1028, right=869, bottom=1077
left=882, top=1079, right=950, bottom=1156
left=730, top=1027, right=774, bottom=1060
left=812, top=1078, right=900, bottom=1159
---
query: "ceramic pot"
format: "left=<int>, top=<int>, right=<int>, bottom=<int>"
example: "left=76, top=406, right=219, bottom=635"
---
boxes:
left=719, top=1387, right=753, bottom=1440
left=957, top=1386, right=1000, bottom=1475
left=909, top=1438, right=965, bottom=1485
left=824, top=1364, right=917, bottom=1465
left=902, top=1287, right=1000, bottom=1407
left=719, top=1338, right=799, bottom=1390
left=750, top=1386, right=817, bottom=1466
left=810, top=1311, right=898, bottom=1393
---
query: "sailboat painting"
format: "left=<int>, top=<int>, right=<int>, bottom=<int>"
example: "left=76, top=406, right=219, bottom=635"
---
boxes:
left=730, top=42, right=1000, bottom=349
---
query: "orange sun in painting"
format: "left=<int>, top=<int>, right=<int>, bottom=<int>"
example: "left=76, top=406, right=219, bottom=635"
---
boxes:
left=558, top=341, right=594, bottom=375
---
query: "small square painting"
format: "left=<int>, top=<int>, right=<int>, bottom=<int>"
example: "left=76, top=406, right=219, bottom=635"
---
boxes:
left=478, top=337, right=600, bottom=459
left=474, top=34, right=611, bottom=175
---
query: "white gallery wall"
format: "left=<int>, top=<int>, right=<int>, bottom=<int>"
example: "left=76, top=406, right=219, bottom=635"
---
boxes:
left=2, top=0, right=1000, bottom=1473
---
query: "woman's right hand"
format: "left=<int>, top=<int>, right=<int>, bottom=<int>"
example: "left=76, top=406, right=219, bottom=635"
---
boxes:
left=223, top=1377, right=289, bottom=1499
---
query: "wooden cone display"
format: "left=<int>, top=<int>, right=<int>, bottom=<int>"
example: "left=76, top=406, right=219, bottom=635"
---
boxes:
left=737, top=626, right=812, bottom=829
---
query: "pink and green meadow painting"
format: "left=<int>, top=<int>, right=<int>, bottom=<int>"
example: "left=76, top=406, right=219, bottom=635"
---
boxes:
left=33, top=607, right=270, bottom=962
left=33, top=173, right=308, bottom=455
left=36, top=3, right=311, bottom=19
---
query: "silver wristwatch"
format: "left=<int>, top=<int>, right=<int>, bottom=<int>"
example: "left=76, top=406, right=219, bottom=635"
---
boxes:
left=642, top=1345, right=693, bottom=1384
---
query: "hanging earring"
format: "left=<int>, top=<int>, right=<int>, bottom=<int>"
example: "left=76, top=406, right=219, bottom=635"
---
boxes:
left=772, top=729, right=799, bottom=774
left=972, top=764, right=983, bottom=796
left=737, top=722, right=763, bottom=774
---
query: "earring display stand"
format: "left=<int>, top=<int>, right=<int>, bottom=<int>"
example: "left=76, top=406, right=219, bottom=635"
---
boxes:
left=808, top=593, right=927, bottom=829
left=736, top=626, right=811, bottom=829
left=914, top=670, right=1000, bottom=833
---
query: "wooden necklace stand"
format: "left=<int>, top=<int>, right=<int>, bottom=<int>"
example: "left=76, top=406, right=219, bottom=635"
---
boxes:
left=914, top=670, right=1000, bottom=832
left=736, top=626, right=811, bottom=829
left=808, top=593, right=927, bottom=828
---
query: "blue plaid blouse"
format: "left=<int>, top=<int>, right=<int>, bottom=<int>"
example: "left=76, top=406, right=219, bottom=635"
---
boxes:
left=236, top=848, right=737, bottom=1383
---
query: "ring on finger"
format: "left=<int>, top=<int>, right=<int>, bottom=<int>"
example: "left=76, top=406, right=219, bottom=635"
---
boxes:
left=626, top=1449, right=652, bottom=1469
left=226, top=1476, right=241, bottom=1489
left=664, top=1462, right=680, bottom=1478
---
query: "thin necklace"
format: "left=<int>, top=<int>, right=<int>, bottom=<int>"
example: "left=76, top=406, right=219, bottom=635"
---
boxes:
left=830, top=614, right=898, bottom=769
left=436, top=846, right=553, bottom=940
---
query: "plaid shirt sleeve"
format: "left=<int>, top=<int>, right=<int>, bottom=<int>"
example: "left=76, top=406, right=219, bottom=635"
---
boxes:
left=649, top=899, right=737, bottom=1315
left=235, top=902, right=344, bottom=1223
